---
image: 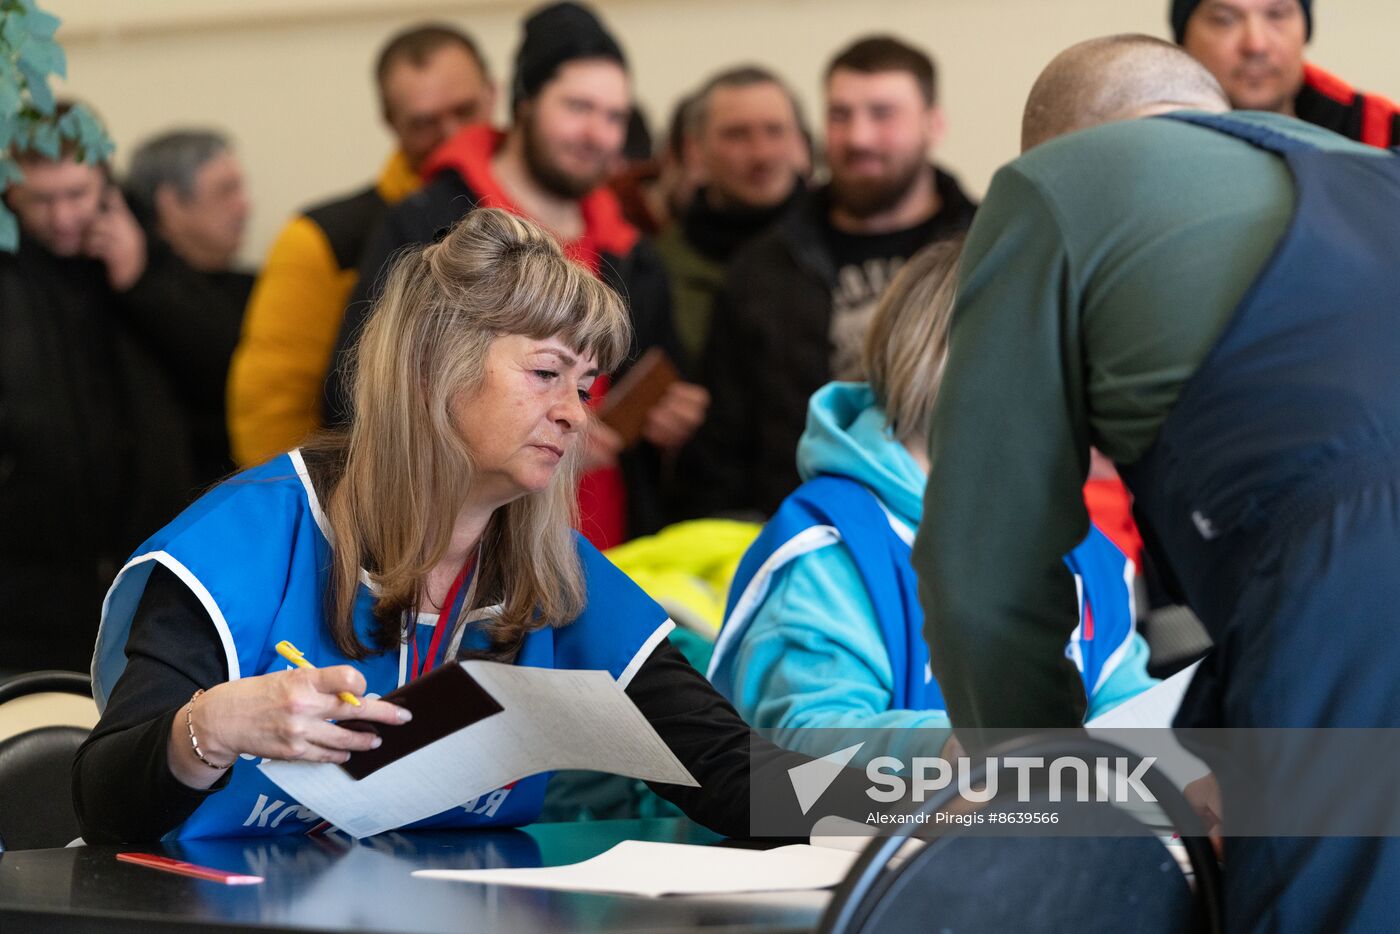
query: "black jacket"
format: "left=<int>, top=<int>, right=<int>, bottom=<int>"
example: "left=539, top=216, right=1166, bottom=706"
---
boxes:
left=121, top=225, right=251, bottom=486
left=323, top=169, right=681, bottom=539
left=122, top=190, right=251, bottom=485
left=0, top=239, right=220, bottom=671
left=684, top=169, right=976, bottom=519
left=1294, top=62, right=1400, bottom=149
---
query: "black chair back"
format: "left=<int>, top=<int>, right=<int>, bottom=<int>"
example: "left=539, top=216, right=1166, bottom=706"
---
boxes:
left=0, top=670, right=93, bottom=705
left=0, top=725, right=89, bottom=850
left=0, top=671, right=94, bottom=851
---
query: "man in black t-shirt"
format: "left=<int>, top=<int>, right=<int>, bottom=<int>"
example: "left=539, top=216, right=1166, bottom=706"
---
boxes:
left=826, top=219, right=948, bottom=379
left=686, top=35, right=976, bottom=518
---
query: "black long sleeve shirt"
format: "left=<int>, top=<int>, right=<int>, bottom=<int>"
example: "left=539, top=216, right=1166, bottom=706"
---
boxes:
left=73, top=565, right=813, bottom=843
left=120, top=241, right=252, bottom=485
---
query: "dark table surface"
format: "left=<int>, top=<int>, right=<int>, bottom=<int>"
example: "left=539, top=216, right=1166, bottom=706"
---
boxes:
left=0, top=818, right=829, bottom=933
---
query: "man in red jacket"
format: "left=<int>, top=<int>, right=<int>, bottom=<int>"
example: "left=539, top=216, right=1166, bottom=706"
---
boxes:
left=1173, top=0, right=1400, bottom=148
left=327, top=2, right=708, bottom=549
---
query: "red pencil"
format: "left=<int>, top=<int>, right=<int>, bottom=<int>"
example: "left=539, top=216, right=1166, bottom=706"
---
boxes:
left=116, top=852, right=264, bottom=885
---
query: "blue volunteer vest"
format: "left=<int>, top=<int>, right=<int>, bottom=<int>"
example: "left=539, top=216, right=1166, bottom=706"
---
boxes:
left=1121, top=113, right=1400, bottom=631
left=94, top=450, right=671, bottom=840
left=708, top=474, right=1137, bottom=712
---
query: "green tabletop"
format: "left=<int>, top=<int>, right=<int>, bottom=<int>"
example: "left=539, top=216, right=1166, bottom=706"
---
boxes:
left=0, top=818, right=828, bottom=933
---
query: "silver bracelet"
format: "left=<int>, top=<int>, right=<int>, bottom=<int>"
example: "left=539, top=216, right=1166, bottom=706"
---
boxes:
left=185, top=689, right=232, bottom=770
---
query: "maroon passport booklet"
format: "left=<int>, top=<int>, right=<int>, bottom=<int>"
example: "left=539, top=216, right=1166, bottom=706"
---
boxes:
left=339, top=662, right=504, bottom=780
left=599, top=347, right=680, bottom=447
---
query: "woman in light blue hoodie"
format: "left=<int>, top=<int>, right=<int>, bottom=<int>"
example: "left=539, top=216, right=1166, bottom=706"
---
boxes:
left=707, top=240, right=1156, bottom=763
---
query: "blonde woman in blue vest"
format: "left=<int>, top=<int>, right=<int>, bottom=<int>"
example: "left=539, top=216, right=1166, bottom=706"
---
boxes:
left=75, top=208, right=793, bottom=842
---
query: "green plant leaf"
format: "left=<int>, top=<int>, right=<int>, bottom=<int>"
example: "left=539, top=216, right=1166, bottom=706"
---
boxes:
left=31, top=118, right=57, bottom=157
left=4, top=121, right=26, bottom=153
left=0, top=70, right=21, bottom=116
left=66, top=105, right=112, bottom=162
left=56, top=103, right=79, bottom=134
left=0, top=156, right=24, bottom=187
left=80, top=133, right=114, bottom=163
left=18, top=59, right=52, bottom=114
left=20, top=36, right=64, bottom=78
left=0, top=205, right=18, bottom=253
left=25, top=7, right=58, bottom=40
left=2, top=10, right=29, bottom=48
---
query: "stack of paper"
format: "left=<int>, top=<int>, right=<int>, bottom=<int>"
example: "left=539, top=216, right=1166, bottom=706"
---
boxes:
left=413, top=840, right=860, bottom=897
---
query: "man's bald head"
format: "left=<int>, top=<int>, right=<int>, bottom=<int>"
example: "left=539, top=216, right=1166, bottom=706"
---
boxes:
left=1021, top=34, right=1229, bottom=151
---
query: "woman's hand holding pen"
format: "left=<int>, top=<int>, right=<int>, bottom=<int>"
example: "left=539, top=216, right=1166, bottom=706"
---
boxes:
left=166, top=667, right=411, bottom=790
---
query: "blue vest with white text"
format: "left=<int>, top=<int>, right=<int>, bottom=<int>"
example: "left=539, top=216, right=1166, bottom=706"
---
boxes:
left=93, top=451, right=671, bottom=839
left=709, top=474, right=1136, bottom=712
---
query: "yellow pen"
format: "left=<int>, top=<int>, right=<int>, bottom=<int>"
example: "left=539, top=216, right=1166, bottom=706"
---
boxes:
left=275, top=640, right=362, bottom=707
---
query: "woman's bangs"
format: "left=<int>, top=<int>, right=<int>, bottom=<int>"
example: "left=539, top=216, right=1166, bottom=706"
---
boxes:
left=513, top=274, right=630, bottom=374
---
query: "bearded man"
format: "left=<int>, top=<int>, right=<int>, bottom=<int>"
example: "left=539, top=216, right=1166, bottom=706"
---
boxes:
left=326, top=2, right=707, bottom=547
left=685, top=35, right=975, bottom=518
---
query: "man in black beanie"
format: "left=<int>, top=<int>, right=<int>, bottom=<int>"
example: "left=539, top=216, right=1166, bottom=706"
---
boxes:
left=326, top=1, right=707, bottom=550
left=1172, top=0, right=1400, bottom=147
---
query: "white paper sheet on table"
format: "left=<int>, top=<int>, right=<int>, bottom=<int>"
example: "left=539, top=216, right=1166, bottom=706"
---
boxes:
left=260, top=660, right=697, bottom=839
left=413, top=840, right=860, bottom=897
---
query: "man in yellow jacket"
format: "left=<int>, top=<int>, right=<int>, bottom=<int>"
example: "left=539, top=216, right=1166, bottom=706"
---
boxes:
left=227, top=24, right=495, bottom=465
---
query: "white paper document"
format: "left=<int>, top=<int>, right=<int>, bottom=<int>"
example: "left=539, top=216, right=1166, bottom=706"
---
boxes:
left=413, top=840, right=860, bottom=897
left=809, top=815, right=926, bottom=864
left=1088, top=660, right=1211, bottom=796
left=1086, top=661, right=1201, bottom=728
left=260, top=661, right=697, bottom=838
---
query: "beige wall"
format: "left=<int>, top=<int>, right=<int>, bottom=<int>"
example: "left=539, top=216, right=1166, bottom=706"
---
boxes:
left=47, top=0, right=1400, bottom=268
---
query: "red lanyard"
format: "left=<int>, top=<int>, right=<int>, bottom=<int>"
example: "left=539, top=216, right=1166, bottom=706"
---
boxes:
left=411, top=554, right=476, bottom=681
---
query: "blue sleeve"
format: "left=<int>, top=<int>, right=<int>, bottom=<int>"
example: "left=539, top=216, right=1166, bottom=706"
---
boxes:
left=729, top=543, right=951, bottom=766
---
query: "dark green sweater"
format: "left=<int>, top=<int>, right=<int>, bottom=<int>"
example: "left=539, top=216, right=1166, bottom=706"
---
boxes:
left=911, top=112, right=1382, bottom=747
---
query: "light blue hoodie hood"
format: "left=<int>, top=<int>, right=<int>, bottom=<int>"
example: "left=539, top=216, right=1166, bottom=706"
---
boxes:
left=795, top=382, right=926, bottom=528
